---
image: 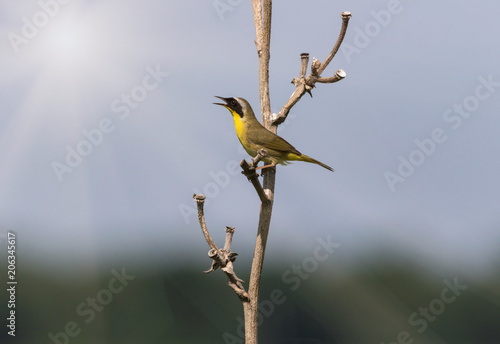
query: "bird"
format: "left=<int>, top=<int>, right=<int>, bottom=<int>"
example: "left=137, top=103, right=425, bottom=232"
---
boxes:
left=214, top=96, right=334, bottom=172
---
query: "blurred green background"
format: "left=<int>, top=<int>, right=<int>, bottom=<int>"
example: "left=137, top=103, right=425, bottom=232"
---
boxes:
left=1, top=239, right=499, bottom=344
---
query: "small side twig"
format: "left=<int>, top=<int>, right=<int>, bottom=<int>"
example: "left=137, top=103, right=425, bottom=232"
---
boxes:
left=299, top=52, right=309, bottom=78
left=193, top=194, right=249, bottom=301
left=317, top=11, right=352, bottom=75
left=317, top=69, right=347, bottom=84
left=224, top=226, right=235, bottom=251
left=273, top=11, right=351, bottom=125
left=194, top=194, right=217, bottom=250
left=240, top=149, right=270, bottom=204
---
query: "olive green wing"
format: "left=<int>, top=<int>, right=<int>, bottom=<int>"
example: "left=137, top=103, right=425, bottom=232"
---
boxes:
left=250, top=127, right=302, bottom=156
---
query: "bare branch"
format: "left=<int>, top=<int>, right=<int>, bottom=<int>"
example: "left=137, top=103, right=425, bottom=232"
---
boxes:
left=251, top=148, right=269, bottom=169
left=244, top=2, right=276, bottom=343
left=196, top=5, right=351, bottom=343
left=317, top=69, right=346, bottom=84
left=310, top=57, right=322, bottom=77
left=241, top=169, right=267, bottom=203
left=204, top=244, right=249, bottom=302
left=317, top=11, right=352, bottom=76
left=240, top=149, right=270, bottom=204
left=224, top=226, right=235, bottom=252
left=193, top=194, right=249, bottom=302
left=299, top=53, right=309, bottom=78
left=251, top=0, right=263, bottom=55
left=193, top=194, right=217, bottom=250
left=253, top=0, right=272, bottom=128
left=272, top=11, right=352, bottom=125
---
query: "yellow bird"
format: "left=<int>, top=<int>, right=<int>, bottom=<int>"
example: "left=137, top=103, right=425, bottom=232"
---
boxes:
left=214, top=96, right=334, bottom=172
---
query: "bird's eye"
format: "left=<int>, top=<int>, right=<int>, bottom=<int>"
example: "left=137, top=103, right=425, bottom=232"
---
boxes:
left=231, top=100, right=237, bottom=106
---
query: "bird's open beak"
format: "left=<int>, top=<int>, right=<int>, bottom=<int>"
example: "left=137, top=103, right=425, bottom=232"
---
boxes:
left=213, top=96, right=230, bottom=107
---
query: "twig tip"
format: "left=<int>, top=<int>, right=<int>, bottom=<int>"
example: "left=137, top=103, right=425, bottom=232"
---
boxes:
left=342, top=11, right=352, bottom=19
left=193, top=194, right=206, bottom=202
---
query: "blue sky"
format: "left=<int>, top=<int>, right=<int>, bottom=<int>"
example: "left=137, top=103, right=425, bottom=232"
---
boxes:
left=1, top=0, right=499, bottom=275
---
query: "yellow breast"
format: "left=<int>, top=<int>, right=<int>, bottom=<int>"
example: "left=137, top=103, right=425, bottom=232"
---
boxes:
left=232, top=112, right=246, bottom=142
left=231, top=110, right=259, bottom=157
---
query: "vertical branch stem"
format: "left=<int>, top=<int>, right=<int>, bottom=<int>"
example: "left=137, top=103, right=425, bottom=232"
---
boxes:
left=198, top=5, right=349, bottom=343
left=252, top=0, right=272, bottom=129
left=246, top=1, right=274, bottom=344
left=260, top=0, right=272, bottom=129
left=251, top=0, right=263, bottom=46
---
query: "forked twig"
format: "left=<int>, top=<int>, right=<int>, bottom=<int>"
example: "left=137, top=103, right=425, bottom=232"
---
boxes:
left=240, top=149, right=271, bottom=204
left=193, top=194, right=249, bottom=301
left=273, top=11, right=351, bottom=125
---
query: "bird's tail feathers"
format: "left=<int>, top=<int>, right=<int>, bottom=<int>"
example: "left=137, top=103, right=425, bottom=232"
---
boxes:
left=289, top=153, right=334, bottom=172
